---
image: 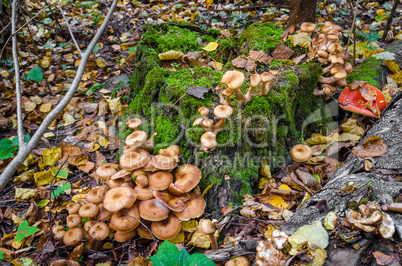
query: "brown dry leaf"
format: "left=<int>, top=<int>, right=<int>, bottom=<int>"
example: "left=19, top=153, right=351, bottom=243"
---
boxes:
left=249, top=50, right=273, bottom=65
left=186, top=86, right=210, bottom=99
left=128, top=255, right=152, bottom=266
left=0, top=247, right=13, bottom=259
left=352, top=136, right=388, bottom=158
left=292, top=54, right=306, bottom=65
left=281, top=25, right=295, bottom=41
left=232, top=56, right=247, bottom=68
left=273, top=43, right=294, bottom=60
left=68, top=243, right=84, bottom=261
left=50, top=259, right=80, bottom=266
left=96, top=151, right=106, bottom=166
left=98, top=100, right=108, bottom=116
left=326, top=141, right=357, bottom=157
left=77, top=161, right=95, bottom=172
left=373, top=251, right=394, bottom=266
left=76, top=124, right=99, bottom=142
left=59, top=142, right=89, bottom=167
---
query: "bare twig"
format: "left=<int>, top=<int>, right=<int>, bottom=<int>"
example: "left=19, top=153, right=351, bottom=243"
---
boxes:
left=0, top=22, right=11, bottom=35
left=344, top=1, right=357, bottom=57
left=56, top=0, right=82, bottom=55
left=0, top=0, right=119, bottom=192
left=380, top=0, right=400, bottom=42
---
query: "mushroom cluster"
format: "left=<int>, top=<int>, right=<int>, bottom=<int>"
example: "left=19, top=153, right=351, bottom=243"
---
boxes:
left=55, top=118, right=206, bottom=246
left=195, top=70, right=278, bottom=153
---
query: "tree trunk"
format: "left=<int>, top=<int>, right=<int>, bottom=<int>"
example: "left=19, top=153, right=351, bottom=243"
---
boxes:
left=288, top=0, right=318, bottom=27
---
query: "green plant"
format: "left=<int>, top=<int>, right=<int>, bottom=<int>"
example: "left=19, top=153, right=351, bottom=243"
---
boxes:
left=0, top=250, right=4, bottom=260
left=86, top=83, right=110, bottom=96
left=15, top=220, right=40, bottom=243
left=0, top=135, right=30, bottom=160
left=150, top=241, right=214, bottom=266
left=22, top=67, right=43, bottom=82
left=356, top=30, right=380, bottom=51
left=51, top=183, right=71, bottom=198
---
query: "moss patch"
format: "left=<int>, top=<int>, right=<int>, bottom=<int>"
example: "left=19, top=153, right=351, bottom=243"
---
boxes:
left=347, top=57, right=382, bottom=87
left=237, top=22, right=283, bottom=54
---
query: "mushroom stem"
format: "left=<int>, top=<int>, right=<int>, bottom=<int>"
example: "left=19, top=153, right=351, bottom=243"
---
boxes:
left=223, top=95, right=231, bottom=106
left=232, top=88, right=247, bottom=104
left=210, top=234, right=218, bottom=250
left=243, top=86, right=254, bottom=104
left=313, top=88, right=325, bottom=96
left=288, top=161, right=300, bottom=173
left=318, top=76, right=338, bottom=84
left=218, top=90, right=224, bottom=104
left=213, top=118, right=226, bottom=134
left=260, top=82, right=271, bottom=96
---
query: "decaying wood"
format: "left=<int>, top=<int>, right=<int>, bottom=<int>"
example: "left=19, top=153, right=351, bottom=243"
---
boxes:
left=204, top=240, right=258, bottom=261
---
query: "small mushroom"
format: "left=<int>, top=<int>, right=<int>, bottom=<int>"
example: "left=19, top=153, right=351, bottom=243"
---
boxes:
left=63, top=227, right=83, bottom=246
left=198, top=107, right=210, bottom=120
left=174, top=164, right=202, bottom=192
left=299, top=22, right=316, bottom=35
left=199, top=219, right=218, bottom=250
left=88, top=222, right=110, bottom=241
left=125, top=130, right=147, bottom=147
left=151, top=213, right=181, bottom=240
left=139, top=198, right=170, bottom=221
left=289, top=144, right=312, bottom=172
left=103, top=187, right=137, bottom=212
left=173, top=193, right=206, bottom=221
left=52, top=225, right=66, bottom=240
left=110, top=203, right=141, bottom=231
left=67, top=214, right=81, bottom=228
left=153, top=190, right=186, bottom=212
left=120, top=149, right=151, bottom=170
left=200, top=132, right=217, bottom=153
left=114, top=229, right=137, bottom=242
left=213, top=105, right=233, bottom=134
left=151, top=155, right=177, bottom=171
left=134, top=185, right=154, bottom=200
left=222, top=88, right=233, bottom=106
left=135, top=175, right=149, bottom=188
left=96, top=163, right=119, bottom=180
left=66, top=203, right=81, bottom=214
left=225, top=256, right=251, bottom=266
left=86, top=188, right=103, bottom=204
left=79, top=203, right=99, bottom=218
left=126, top=118, right=142, bottom=130
left=149, top=171, right=173, bottom=190
left=260, top=72, right=274, bottom=96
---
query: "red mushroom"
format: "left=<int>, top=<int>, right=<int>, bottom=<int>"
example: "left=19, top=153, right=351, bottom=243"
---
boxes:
left=338, top=84, right=387, bottom=118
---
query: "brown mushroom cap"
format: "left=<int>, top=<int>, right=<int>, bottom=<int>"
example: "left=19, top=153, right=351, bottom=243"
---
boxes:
left=222, top=88, right=233, bottom=96
left=114, top=229, right=137, bottom=242
left=97, top=185, right=109, bottom=198
left=88, top=222, right=110, bottom=241
left=86, top=188, right=103, bottom=204
left=110, top=203, right=141, bottom=231
left=331, top=66, right=347, bottom=79
left=79, top=203, right=99, bottom=218
left=151, top=213, right=181, bottom=240
left=174, top=164, right=202, bottom=192
left=198, top=107, right=210, bottom=117
left=120, top=149, right=151, bottom=170
left=290, top=144, right=313, bottom=162
left=139, top=198, right=170, bottom=221
left=328, top=43, right=343, bottom=54
left=126, top=118, right=142, bottom=130
left=63, top=227, right=83, bottom=246
left=134, top=185, right=155, bottom=200
left=159, top=145, right=182, bottom=162
left=153, top=190, right=186, bottom=212
left=225, top=256, right=251, bottom=266
left=173, top=193, right=206, bottom=221
left=103, top=187, right=137, bottom=213
left=96, top=163, right=119, bottom=179
left=111, top=169, right=131, bottom=180
left=347, top=80, right=367, bottom=91
left=300, top=22, right=316, bottom=33
left=67, top=214, right=81, bottom=228
left=214, top=105, right=233, bottom=119
left=202, top=119, right=214, bottom=128
left=151, top=155, right=177, bottom=170
left=125, top=130, right=147, bottom=147
left=328, top=55, right=344, bottom=65
left=98, top=204, right=112, bottom=220
left=317, top=50, right=329, bottom=58
left=142, top=158, right=159, bottom=172
left=84, top=220, right=96, bottom=232
left=67, top=203, right=81, bottom=214
left=136, top=223, right=154, bottom=239
left=135, top=175, right=149, bottom=188
left=221, top=70, right=245, bottom=90
left=221, top=206, right=234, bottom=215
left=193, top=117, right=204, bottom=126
left=53, top=225, right=66, bottom=240
left=199, top=219, right=216, bottom=235
left=200, top=132, right=217, bottom=151
left=108, top=178, right=125, bottom=188
left=149, top=171, right=173, bottom=190
left=261, top=72, right=274, bottom=83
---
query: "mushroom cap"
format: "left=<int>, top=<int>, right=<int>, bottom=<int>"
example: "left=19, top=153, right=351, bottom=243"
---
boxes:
left=222, top=88, right=233, bottom=96
left=221, top=70, right=245, bottom=90
left=328, top=43, right=343, bottom=54
left=67, top=203, right=81, bottom=214
left=317, top=50, right=328, bottom=58
left=328, top=55, right=344, bottom=65
left=111, top=169, right=132, bottom=180
left=134, top=185, right=155, bottom=200
left=214, top=105, right=233, bottom=119
left=151, top=155, right=177, bottom=170
left=347, top=80, right=367, bottom=91
left=225, top=256, right=251, bottom=266
left=200, top=132, right=217, bottom=150
left=337, top=78, right=347, bottom=87
left=133, top=174, right=147, bottom=187
left=199, top=219, right=216, bottom=235
left=300, top=22, right=316, bottom=32
left=290, top=144, right=313, bottom=162
left=63, top=227, right=83, bottom=246
left=202, top=119, right=214, bottom=129
left=193, top=117, right=204, bottom=126
left=120, top=149, right=151, bottom=170
left=114, top=229, right=137, bottom=242
left=139, top=198, right=170, bottom=221
left=260, top=72, right=273, bottom=82
left=125, top=130, right=147, bottom=147
left=344, top=61, right=353, bottom=74
left=151, top=213, right=181, bottom=240
left=153, top=190, right=186, bottom=212
left=97, top=185, right=109, bottom=198
left=327, top=34, right=339, bottom=41
left=250, top=73, right=262, bottom=87
left=173, top=193, right=206, bottom=221
left=86, top=188, right=103, bottom=204
left=149, top=171, right=173, bottom=190
left=174, top=164, right=202, bottom=192
left=136, top=224, right=154, bottom=239
left=215, top=85, right=223, bottom=91
left=67, top=214, right=81, bottom=228
left=142, top=158, right=158, bottom=172
left=198, top=107, right=210, bottom=117
left=96, top=163, right=119, bottom=179
left=221, top=206, right=234, bottom=215
left=84, top=220, right=96, bottom=232
left=88, top=222, right=110, bottom=241
left=110, top=203, right=141, bottom=231
left=168, top=183, right=187, bottom=196
left=98, top=205, right=112, bottom=220
left=52, top=225, right=66, bottom=240
left=79, top=203, right=99, bottom=218
left=159, top=145, right=181, bottom=157
left=126, top=118, right=142, bottom=129
left=103, top=187, right=137, bottom=213
left=108, top=178, right=125, bottom=188
left=331, top=66, right=347, bottom=79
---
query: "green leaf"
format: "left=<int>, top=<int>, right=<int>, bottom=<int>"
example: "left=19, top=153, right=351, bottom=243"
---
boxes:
left=62, top=183, right=71, bottom=190
left=92, top=45, right=100, bottom=53
left=178, top=248, right=190, bottom=266
left=0, top=149, right=14, bottom=160
left=81, top=217, right=90, bottom=223
left=23, top=67, right=43, bottom=82
left=383, top=3, right=392, bottom=8
left=15, top=232, right=26, bottom=243
left=12, top=137, right=19, bottom=147
left=189, top=253, right=215, bottom=266
left=53, top=170, right=69, bottom=179
left=150, top=241, right=179, bottom=266
left=312, top=174, right=321, bottom=184
left=0, top=138, right=13, bottom=150
left=37, top=199, right=49, bottom=206
left=26, top=226, right=40, bottom=236
left=43, top=41, right=56, bottom=49
left=24, top=134, right=30, bottom=142
left=128, top=47, right=137, bottom=53
left=51, top=190, right=60, bottom=198
left=18, top=220, right=29, bottom=232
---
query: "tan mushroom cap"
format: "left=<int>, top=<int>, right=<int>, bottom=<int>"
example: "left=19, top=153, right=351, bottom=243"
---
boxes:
left=202, top=119, right=214, bottom=129
left=136, top=224, right=154, bottom=239
left=151, top=213, right=181, bottom=240
left=290, top=144, right=313, bottom=162
left=103, top=187, right=137, bottom=213
left=174, top=164, right=202, bottom=192
left=88, top=222, right=110, bottom=241
left=331, top=66, right=347, bottom=79
left=225, top=256, right=251, bottom=266
left=134, top=185, right=154, bottom=200
left=114, top=229, right=137, bottom=242
left=198, top=107, right=210, bottom=117
left=327, top=34, right=339, bottom=41
left=110, top=203, right=141, bottom=231
left=193, top=117, right=204, bottom=126
left=159, top=145, right=181, bottom=162
left=135, top=175, right=149, bottom=188
left=111, top=170, right=131, bottom=180
left=67, top=203, right=81, bottom=214
left=67, top=214, right=81, bottom=228
left=151, top=155, right=177, bottom=170
left=149, top=171, right=173, bottom=190
left=63, top=227, right=83, bottom=246
left=96, top=163, right=119, bottom=179
left=126, top=118, right=142, bottom=130
left=222, top=88, right=233, bottom=96
left=142, top=158, right=158, bottom=172
left=328, top=43, right=343, bottom=54
left=261, top=72, right=274, bottom=82
left=221, top=70, right=245, bottom=90
left=108, top=178, right=125, bottom=188
left=214, top=105, right=233, bottom=119
left=98, top=204, right=112, bottom=220
left=168, top=183, right=187, bottom=196
left=300, top=22, right=316, bottom=33
left=84, top=220, right=96, bottom=232
left=173, top=193, right=206, bottom=221
left=125, top=130, right=147, bottom=147
left=328, top=55, right=344, bottom=65
left=120, top=148, right=151, bottom=170
left=250, top=73, right=262, bottom=87
left=153, top=190, right=186, bottom=212
left=139, top=198, right=170, bottom=221
left=53, top=225, right=66, bottom=240
left=317, top=50, right=329, bottom=58
left=200, top=132, right=217, bottom=151
left=347, top=80, right=367, bottom=91
left=79, top=203, right=99, bottom=218
left=86, top=188, right=103, bottom=204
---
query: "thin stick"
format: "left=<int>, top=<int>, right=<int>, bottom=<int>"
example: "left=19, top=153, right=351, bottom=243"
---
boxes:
left=0, top=0, right=119, bottom=192
left=380, top=0, right=400, bottom=42
left=0, top=22, right=11, bottom=35
left=344, top=1, right=357, bottom=57
left=56, top=0, right=82, bottom=55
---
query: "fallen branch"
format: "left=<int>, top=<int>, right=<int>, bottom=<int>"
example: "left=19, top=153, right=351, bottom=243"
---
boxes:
left=0, top=0, right=119, bottom=192
left=203, top=240, right=258, bottom=262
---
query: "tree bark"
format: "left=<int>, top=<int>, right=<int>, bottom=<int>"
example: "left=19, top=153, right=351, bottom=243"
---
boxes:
left=288, top=0, right=318, bottom=27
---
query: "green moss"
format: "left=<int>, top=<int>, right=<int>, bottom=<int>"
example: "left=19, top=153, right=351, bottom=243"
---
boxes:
left=237, top=22, right=283, bottom=53
left=347, top=57, right=382, bottom=87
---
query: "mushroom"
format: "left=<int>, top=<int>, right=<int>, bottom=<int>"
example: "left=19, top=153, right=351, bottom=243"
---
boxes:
left=222, top=88, right=233, bottom=106
left=199, top=219, right=218, bottom=250
left=215, top=85, right=224, bottom=104
left=299, top=22, right=316, bottom=35
left=114, top=229, right=137, bottom=242
left=86, top=188, right=103, bottom=204
left=139, top=198, right=170, bottom=221
left=198, top=107, right=210, bottom=120
left=66, top=203, right=81, bottom=214
left=67, top=214, right=81, bottom=228
left=260, top=72, right=274, bottom=96
left=98, top=203, right=112, bottom=220
left=173, top=193, right=206, bottom=221
left=108, top=178, right=125, bottom=188
left=88, top=222, right=110, bottom=241
left=120, top=148, right=151, bottom=170
left=151, top=155, right=177, bottom=171
left=193, top=117, right=204, bottom=127
left=84, top=220, right=96, bottom=232
left=126, top=118, right=142, bottom=130
left=110, top=203, right=141, bottom=231
left=63, top=227, right=83, bottom=246
left=200, top=132, right=217, bottom=153
left=225, top=257, right=251, bottom=266
left=125, top=130, right=147, bottom=147
left=319, top=66, right=347, bottom=84
left=136, top=222, right=154, bottom=239
left=111, top=169, right=132, bottom=181
left=149, top=171, right=173, bottom=190
left=79, top=203, right=99, bottom=218
left=135, top=175, right=149, bottom=188
left=213, top=105, right=233, bottom=134
left=151, top=213, right=181, bottom=240
left=313, top=84, right=337, bottom=99
left=143, top=132, right=158, bottom=152
left=201, top=119, right=215, bottom=133
left=289, top=144, right=312, bottom=172
left=96, top=163, right=119, bottom=180
left=346, top=80, right=368, bottom=91
left=134, top=186, right=155, bottom=200
left=52, top=225, right=66, bottom=240
left=153, top=190, right=186, bottom=212
left=379, top=213, right=395, bottom=239
left=103, top=186, right=137, bottom=212
left=174, top=164, right=202, bottom=192
left=221, top=70, right=247, bottom=103
left=159, top=145, right=182, bottom=162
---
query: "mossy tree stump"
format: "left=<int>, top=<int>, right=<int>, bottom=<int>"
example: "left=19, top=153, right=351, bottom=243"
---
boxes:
left=126, top=22, right=333, bottom=216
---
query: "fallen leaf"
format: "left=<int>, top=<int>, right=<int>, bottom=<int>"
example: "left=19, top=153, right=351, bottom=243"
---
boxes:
left=96, top=58, right=107, bottom=68
left=15, top=187, right=36, bottom=200
left=209, top=61, right=223, bottom=71
left=288, top=33, right=312, bottom=48
left=14, top=169, right=35, bottom=183
left=158, top=50, right=184, bottom=60
left=373, top=251, right=394, bottom=266
left=128, top=255, right=153, bottom=266
left=289, top=221, right=329, bottom=252
left=186, top=86, right=210, bottom=99
left=38, top=147, right=61, bottom=170
left=202, top=42, right=219, bottom=52
left=34, top=169, right=54, bottom=186
left=273, top=43, right=294, bottom=60
left=352, top=136, right=388, bottom=158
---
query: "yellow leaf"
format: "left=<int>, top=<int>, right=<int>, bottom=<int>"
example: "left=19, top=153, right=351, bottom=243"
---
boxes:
left=11, top=213, right=24, bottom=225
left=62, top=112, right=75, bottom=126
left=337, top=133, right=361, bottom=142
left=201, top=184, right=213, bottom=197
left=168, top=231, right=185, bottom=244
left=107, top=97, right=123, bottom=115
left=210, top=61, right=223, bottom=70
left=264, top=224, right=276, bottom=239
left=38, top=146, right=61, bottom=170
left=206, top=0, right=213, bottom=8
left=393, top=70, right=402, bottom=84
left=202, top=42, right=219, bottom=52
left=14, top=169, right=35, bottom=183
left=278, top=184, right=292, bottom=191
left=96, top=58, right=107, bottom=68
left=395, top=31, right=402, bottom=40
left=181, top=220, right=198, bottom=232
left=189, top=231, right=211, bottom=249
left=158, top=50, right=184, bottom=60
left=103, top=242, right=113, bottom=249
left=266, top=195, right=288, bottom=209
left=288, top=33, right=312, bottom=48
left=41, top=56, right=51, bottom=68
left=34, top=169, right=54, bottom=186
left=15, top=187, right=36, bottom=200
left=17, top=153, right=35, bottom=172
left=299, top=192, right=311, bottom=207
left=0, top=247, right=14, bottom=259
left=1, top=70, right=9, bottom=77
left=24, top=101, right=36, bottom=112
left=72, top=193, right=86, bottom=202
left=64, top=69, right=76, bottom=78
left=30, top=95, right=42, bottom=105
left=97, top=136, right=110, bottom=147
left=40, top=103, right=52, bottom=113
left=384, top=60, right=400, bottom=74
left=121, top=42, right=137, bottom=50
